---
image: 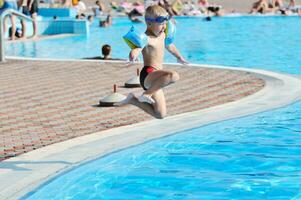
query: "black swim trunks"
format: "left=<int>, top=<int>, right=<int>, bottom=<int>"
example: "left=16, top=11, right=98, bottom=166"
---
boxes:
left=140, top=66, right=155, bottom=90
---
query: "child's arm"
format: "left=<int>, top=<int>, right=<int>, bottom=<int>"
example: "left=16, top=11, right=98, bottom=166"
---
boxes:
left=166, top=44, right=188, bottom=65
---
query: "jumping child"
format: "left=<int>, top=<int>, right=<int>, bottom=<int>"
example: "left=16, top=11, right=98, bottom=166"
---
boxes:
left=115, top=5, right=188, bottom=119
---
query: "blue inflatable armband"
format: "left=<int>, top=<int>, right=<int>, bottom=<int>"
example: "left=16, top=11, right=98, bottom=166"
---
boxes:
left=123, top=26, right=148, bottom=49
left=165, top=20, right=176, bottom=46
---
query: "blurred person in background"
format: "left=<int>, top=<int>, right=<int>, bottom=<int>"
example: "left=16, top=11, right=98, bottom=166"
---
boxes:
left=92, top=0, right=105, bottom=16
left=250, top=0, right=270, bottom=14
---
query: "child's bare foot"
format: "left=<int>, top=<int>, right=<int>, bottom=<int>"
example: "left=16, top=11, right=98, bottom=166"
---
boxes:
left=138, top=94, right=155, bottom=104
left=28, top=35, right=38, bottom=41
left=114, top=93, right=134, bottom=106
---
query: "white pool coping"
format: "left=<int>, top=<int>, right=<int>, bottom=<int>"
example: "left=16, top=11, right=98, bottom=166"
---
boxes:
left=1, top=63, right=301, bottom=200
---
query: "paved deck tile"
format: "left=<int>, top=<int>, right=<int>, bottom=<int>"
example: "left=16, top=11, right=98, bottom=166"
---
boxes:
left=0, top=60, right=264, bottom=161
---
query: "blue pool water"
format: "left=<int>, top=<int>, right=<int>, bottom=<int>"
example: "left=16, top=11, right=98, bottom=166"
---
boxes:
left=24, top=101, right=301, bottom=199
left=6, top=16, right=301, bottom=74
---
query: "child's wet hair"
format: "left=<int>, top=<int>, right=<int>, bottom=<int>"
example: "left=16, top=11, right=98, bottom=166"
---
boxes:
left=145, top=5, right=168, bottom=20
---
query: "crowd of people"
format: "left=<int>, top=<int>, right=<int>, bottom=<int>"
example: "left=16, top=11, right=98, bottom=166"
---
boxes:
left=93, top=0, right=225, bottom=18
left=1, top=0, right=301, bottom=40
left=89, top=0, right=300, bottom=18
left=85, top=0, right=300, bottom=27
left=78, top=0, right=225, bottom=28
left=250, top=0, right=301, bottom=15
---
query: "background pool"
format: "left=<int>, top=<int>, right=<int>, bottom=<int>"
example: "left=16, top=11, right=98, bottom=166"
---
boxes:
left=6, top=16, right=301, bottom=75
left=24, top=101, right=301, bottom=200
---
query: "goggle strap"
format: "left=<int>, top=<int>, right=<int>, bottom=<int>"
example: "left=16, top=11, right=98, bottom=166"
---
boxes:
left=145, top=16, right=170, bottom=23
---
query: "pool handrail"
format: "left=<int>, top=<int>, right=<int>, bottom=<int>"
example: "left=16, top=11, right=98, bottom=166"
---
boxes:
left=0, top=9, right=33, bottom=62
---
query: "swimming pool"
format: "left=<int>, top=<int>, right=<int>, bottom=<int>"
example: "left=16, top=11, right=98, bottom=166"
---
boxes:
left=6, top=16, right=301, bottom=75
left=23, top=100, right=301, bottom=199
left=18, top=16, right=301, bottom=199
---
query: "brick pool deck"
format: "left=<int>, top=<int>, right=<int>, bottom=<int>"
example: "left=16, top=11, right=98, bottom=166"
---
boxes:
left=0, top=60, right=265, bottom=161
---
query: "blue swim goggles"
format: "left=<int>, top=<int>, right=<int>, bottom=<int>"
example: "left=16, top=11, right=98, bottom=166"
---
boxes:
left=145, top=16, right=171, bottom=23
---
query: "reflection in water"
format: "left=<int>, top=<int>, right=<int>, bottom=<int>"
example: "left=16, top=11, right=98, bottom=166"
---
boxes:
left=9, top=41, right=37, bottom=57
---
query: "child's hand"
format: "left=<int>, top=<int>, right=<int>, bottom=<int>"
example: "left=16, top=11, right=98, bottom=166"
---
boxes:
left=177, top=56, right=189, bottom=65
left=124, top=48, right=142, bottom=67
left=129, top=48, right=141, bottom=62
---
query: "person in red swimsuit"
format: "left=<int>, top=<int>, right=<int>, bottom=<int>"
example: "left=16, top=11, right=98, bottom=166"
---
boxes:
left=115, top=5, right=187, bottom=119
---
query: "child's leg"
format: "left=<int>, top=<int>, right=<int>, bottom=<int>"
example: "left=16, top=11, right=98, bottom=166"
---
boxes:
left=114, top=69, right=177, bottom=118
left=151, top=89, right=167, bottom=118
left=2, top=16, right=8, bottom=36
left=114, top=90, right=167, bottom=119
left=143, top=69, right=179, bottom=96
left=31, top=13, right=38, bottom=37
left=21, top=19, right=26, bottom=38
left=10, top=15, right=16, bottom=40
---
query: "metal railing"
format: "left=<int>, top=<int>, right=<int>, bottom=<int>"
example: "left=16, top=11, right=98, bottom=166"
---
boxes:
left=0, top=9, right=33, bottom=62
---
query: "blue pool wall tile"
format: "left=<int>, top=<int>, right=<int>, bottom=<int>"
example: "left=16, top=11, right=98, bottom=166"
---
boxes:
left=4, top=18, right=89, bottom=38
left=73, top=20, right=90, bottom=36
left=38, top=8, right=77, bottom=18
left=37, top=19, right=89, bottom=35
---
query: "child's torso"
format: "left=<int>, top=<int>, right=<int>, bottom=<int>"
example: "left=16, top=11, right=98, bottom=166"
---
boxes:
left=142, top=33, right=165, bottom=70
